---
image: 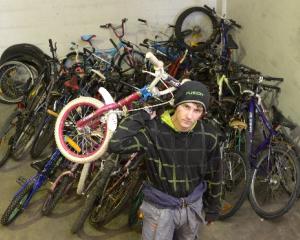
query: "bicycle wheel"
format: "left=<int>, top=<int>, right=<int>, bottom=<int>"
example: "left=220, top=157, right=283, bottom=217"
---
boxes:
left=175, top=7, right=218, bottom=52
left=54, top=97, right=115, bottom=163
left=214, top=96, right=237, bottom=127
left=0, top=43, right=48, bottom=73
left=12, top=112, right=45, bottom=160
left=41, top=175, right=74, bottom=216
left=0, top=61, right=35, bottom=103
left=62, top=51, right=85, bottom=69
left=71, top=156, right=117, bottom=233
left=249, top=146, right=300, bottom=219
left=117, top=51, right=144, bottom=76
left=0, top=110, right=20, bottom=167
left=1, top=183, right=34, bottom=225
left=219, top=150, right=250, bottom=219
left=89, top=165, right=142, bottom=228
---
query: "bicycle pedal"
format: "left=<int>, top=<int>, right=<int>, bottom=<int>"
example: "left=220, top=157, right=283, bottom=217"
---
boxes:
left=16, top=176, right=27, bottom=186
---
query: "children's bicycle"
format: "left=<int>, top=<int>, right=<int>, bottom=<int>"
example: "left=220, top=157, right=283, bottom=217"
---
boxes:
left=54, top=52, right=180, bottom=163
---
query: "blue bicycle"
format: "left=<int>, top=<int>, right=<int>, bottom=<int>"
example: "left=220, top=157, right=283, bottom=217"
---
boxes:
left=63, top=18, right=144, bottom=77
left=229, top=73, right=300, bottom=219
left=0, top=149, right=64, bottom=225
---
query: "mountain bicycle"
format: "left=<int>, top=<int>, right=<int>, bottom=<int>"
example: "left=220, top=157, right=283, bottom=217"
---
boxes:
left=228, top=74, right=300, bottom=219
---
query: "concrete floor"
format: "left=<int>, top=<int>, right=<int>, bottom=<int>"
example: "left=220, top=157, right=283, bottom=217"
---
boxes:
left=0, top=102, right=300, bottom=240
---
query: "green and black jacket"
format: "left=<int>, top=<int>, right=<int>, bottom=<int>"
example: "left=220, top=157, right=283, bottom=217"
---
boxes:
left=108, top=110, right=222, bottom=216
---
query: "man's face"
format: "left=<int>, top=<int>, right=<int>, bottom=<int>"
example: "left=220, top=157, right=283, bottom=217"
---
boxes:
left=172, top=102, right=204, bottom=132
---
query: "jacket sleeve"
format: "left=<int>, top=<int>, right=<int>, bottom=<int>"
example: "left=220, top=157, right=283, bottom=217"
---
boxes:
left=108, top=111, right=152, bottom=154
left=203, top=133, right=222, bottom=222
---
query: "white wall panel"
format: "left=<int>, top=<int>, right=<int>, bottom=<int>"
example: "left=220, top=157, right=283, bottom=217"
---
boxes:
left=0, top=0, right=217, bottom=57
left=227, top=0, right=300, bottom=126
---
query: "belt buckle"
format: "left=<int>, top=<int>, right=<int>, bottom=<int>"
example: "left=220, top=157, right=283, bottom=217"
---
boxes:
left=180, top=198, right=187, bottom=208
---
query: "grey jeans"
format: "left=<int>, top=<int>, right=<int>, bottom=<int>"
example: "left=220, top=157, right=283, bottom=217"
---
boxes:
left=140, top=197, right=205, bottom=240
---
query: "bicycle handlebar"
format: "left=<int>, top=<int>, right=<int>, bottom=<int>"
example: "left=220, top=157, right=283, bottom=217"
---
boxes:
left=138, top=18, right=147, bottom=24
left=143, top=52, right=181, bottom=98
left=234, top=79, right=281, bottom=92
left=100, top=18, right=127, bottom=39
left=145, top=52, right=164, bottom=69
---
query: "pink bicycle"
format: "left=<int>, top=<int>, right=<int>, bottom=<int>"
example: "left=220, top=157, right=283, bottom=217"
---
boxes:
left=54, top=52, right=182, bottom=163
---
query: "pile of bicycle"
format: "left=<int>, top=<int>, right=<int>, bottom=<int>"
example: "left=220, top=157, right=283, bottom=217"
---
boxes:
left=0, top=5, right=299, bottom=234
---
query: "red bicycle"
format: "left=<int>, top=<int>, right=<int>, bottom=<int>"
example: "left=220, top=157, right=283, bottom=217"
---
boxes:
left=54, top=52, right=182, bottom=163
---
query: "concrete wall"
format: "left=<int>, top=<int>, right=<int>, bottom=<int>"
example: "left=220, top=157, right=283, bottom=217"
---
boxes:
left=227, top=0, right=300, bottom=128
left=0, top=0, right=216, bottom=57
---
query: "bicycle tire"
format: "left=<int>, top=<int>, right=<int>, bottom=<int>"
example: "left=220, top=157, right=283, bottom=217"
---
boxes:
left=0, top=110, right=20, bottom=167
left=117, top=51, right=144, bottom=76
left=30, top=117, right=55, bottom=159
left=41, top=175, right=74, bottom=216
left=174, top=7, right=219, bottom=52
left=0, top=44, right=47, bottom=74
left=249, top=146, right=300, bottom=219
left=11, top=111, right=45, bottom=160
left=89, top=165, right=142, bottom=228
left=54, top=97, right=115, bottom=163
left=219, top=150, right=250, bottom=220
left=217, top=96, right=237, bottom=127
left=0, top=61, right=35, bottom=103
left=1, top=183, right=34, bottom=225
left=62, top=51, right=85, bottom=69
left=71, top=156, right=116, bottom=233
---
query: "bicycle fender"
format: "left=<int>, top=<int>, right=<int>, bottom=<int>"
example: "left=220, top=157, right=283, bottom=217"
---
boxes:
left=98, top=87, right=118, bottom=132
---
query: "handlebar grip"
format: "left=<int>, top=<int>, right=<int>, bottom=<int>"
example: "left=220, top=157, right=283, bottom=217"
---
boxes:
left=122, top=18, right=128, bottom=23
left=49, top=39, right=53, bottom=48
left=100, top=24, right=108, bottom=28
left=263, top=76, right=284, bottom=82
left=230, top=19, right=242, bottom=28
left=145, top=52, right=164, bottom=69
left=138, top=18, right=147, bottom=23
left=204, top=4, right=215, bottom=13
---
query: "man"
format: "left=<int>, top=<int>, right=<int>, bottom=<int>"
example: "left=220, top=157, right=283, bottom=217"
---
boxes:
left=109, top=80, right=222, bottom=240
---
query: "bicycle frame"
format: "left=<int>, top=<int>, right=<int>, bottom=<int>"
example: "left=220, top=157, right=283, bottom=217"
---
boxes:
left=76, top=91, right=141, bottom=129
left=245, top=94, right=278, bottom=165
left=12, top=149, right=62, bottom=209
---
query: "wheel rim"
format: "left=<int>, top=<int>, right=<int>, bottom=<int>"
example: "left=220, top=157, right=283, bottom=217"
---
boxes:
left=251, top=150, right=298, bottom=215
left=58, top=101, right=107, bottom=159
left=220, top=151, right=248, bottom=217
left=179, top=11, right=215, bottom=48
left=90, top=172, right=138, bottom=225
left=0, top=61, right=34, bottom=102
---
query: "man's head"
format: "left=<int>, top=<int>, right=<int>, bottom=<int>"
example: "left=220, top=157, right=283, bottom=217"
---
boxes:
left=171, top=80, right=210, bottom=132
left=174, top=80, right=210, bottom=112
